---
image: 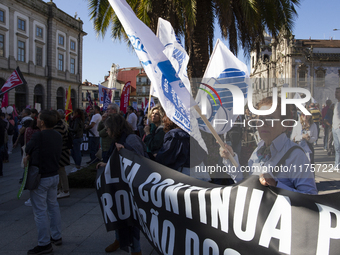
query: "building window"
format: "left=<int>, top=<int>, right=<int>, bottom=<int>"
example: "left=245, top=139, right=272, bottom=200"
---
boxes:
left=0, top=34, right=4, bottom=57
left=36, top=46, right=42, bottom=66
left=0, top=10, right=4, bottom=23
left=58, top=53, right=63, bottom=71
left=115, top=91, right=119, bottom=98
left=70, top=40, right=75, bottom=51
left=58, top=35, right=64, bottom=46
left=17, top=40, right=25, bottom=62
left=36, top=27, right=43, bottom=38
left=94, top=92, right=98, bottom=100
left=18, top=18, right=26, bottom=31
left=316, top=68, right=326, bottom=87
left=70, top=58, right=75, bottom=74
left=298, top=65, right=307, bottom=87
left=137, top=98, right=142, bottom=104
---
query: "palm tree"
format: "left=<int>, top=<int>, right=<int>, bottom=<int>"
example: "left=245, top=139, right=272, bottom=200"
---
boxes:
left=88, top=0, right=300, bottom=78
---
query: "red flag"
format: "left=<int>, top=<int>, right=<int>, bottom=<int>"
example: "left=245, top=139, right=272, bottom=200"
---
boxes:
left=12, top=105, right=18, bottom=118
left=1, top=93, right=8, bottom=107
left=120, top=81, right=131, bottom=113
left=141, top=101, right=144, bottom=110
left=1, top=67, right=27, bottom=95
left=65, top=86, right=73, bottom=121
left=85, top=105, right=91, bottom=113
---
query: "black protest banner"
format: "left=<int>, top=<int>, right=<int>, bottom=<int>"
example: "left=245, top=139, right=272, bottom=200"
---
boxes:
left=96, top=148, right=340, bottom=255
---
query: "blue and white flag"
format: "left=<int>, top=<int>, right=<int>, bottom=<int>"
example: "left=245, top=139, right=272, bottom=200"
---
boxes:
left=98, top=84, right=115, bottom=104
left=157, top=17, right=207, bottom=152
left=156, top=17, right=190, bottom=93
left=107, top=0, right=195, bottom=135
left=195, top=39, right=249, bottom=134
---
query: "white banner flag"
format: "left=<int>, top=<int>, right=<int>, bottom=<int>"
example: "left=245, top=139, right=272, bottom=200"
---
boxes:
left=108, top=0, right=195, bottom=135
left=157, top=17, right=207, bottom=152
left=195, top=39, right=249, bottom=134
left=156, top=17, right=190, bottom=93
left=98, top=84, right=115, bottom=104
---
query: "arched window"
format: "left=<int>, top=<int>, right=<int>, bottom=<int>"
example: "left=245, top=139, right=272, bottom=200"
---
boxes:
left=15, top=84, right=27, bottom=111
left=316, top=67, right=326, bottom=87
left=298, top=64, right=308, bottom=87
left=56, top=87, right=64, bottom=110
left=34, top=84, right=44, bottom=109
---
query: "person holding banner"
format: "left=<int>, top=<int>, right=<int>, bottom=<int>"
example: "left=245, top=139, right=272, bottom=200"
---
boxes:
left=155, top=114, right=210, bottom=181
left=220, top=97, right=318, bottom=194
left=96, top=113, right=146, bottom=255
left=144, top=105, right=165, bottom=158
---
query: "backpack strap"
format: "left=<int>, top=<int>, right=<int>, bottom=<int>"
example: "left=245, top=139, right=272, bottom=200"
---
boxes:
left=273, top=145, right=304, bottom=177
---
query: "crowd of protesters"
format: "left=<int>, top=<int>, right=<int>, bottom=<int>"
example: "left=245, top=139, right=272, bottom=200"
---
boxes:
left=1, top=91, right=340, bottom=254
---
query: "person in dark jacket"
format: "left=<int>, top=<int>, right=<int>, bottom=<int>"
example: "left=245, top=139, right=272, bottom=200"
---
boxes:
left=0, top=117, right=5, bottom=177
left=52, top=110, right=71, bottom=199
left=69, top=108, right=85, bottom=171
left=25, top=110, right=63, bottom=255
left=97, top=103, right=118, bottom=163
left=97, top=113, right=146, bottom=255
left=144, top=105, right=165, bottom=158
left=155, top=115, right=210, bottom=181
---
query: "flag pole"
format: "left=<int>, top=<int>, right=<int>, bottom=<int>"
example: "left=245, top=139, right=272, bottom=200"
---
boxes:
left=147, top=84, right=152, bottom=117
left=194, top=105, right=239, bottom=167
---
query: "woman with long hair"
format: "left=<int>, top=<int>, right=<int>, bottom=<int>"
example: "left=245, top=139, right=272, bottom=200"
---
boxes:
left=97, top=113, right=146, bottom=255
left=144, top=105, right=165, bottom=158
left=291, top=110, right=318, bottom=164
left=69, top=109, right=85, bottom=172
left=220, top=97, right=317, bottom=194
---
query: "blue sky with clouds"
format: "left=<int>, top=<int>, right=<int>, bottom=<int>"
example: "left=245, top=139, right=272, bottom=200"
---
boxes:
left=48, top=0, right=340, bottom=84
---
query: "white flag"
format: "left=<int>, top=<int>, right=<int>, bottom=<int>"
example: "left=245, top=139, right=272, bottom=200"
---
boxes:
left=98, top=84, right=115, bottom=104
left=195, top=39, right=249, bottom=134
left=157, top=18, right=207, bottom=152
left=107, top=0, right=195, bottom=135
left=157, top=17, right=190, bottom=93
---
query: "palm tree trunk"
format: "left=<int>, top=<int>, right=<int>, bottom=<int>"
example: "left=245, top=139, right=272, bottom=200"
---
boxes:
left=187, top=0, right=211, bottom=80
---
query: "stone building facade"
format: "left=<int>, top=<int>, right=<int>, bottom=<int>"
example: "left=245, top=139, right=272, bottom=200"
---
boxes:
left=0, top=0, right=86, bottom=111
left=250, top=32, right=340, bottom=105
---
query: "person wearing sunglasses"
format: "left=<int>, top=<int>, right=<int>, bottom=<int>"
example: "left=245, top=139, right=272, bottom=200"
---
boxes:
left=220, top=96, right=317, bottom=194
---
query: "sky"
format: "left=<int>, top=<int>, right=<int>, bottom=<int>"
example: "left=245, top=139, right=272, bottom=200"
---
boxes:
left=48, top=0, right=340, bottom=84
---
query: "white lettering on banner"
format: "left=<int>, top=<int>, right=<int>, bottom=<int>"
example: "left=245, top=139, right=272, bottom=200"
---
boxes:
left=115, top=190, right=131, bottom=220
left=150, top=209, right=162, bottom=251
left=316, top=203, right=340, bottom=255
left=185, top=229, right=200, bottom=255
left=151, top=179, right=176, bottom=208
left=198, top=189, right=207, bottom=224
left=100, top=193, right=117, bottom=224
left=234, top=187, right=263, bottom=241
left=138, top=173, right=162, bottom=202
left=210, top=187, right=232, bottom=233
left=203, top=238, right=219, bottom=255
left=185, top=228, right=241, bottom=255
left=161, top=220, right=175, bottom=255
left=120, top=156, right=132, bottom=183
left=259, top=195, right=292, bottom=254
left=164, top=183, right=190, bottom=214
left=105, top=159, right=119, bottom=184
left=184, top=186, right=205, bottom=219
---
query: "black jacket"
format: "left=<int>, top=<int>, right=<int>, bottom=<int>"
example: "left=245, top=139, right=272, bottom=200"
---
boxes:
left=25, top=129, right=62, bottom=178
